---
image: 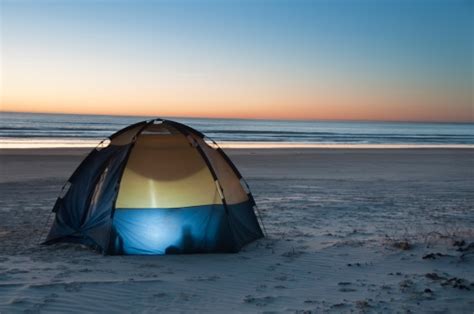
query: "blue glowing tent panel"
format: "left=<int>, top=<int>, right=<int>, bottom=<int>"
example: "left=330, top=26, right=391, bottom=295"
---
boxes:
left=111, top=205, right=232, bottom=255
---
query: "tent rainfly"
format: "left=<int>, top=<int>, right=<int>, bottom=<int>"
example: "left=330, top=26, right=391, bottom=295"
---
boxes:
left=44, top=119, right=264, bottom=255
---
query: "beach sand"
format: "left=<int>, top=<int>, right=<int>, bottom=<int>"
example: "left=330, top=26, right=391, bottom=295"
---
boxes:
left=0, top=148, right=473, bottom=313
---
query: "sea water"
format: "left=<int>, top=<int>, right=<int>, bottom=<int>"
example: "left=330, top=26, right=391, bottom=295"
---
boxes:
left=1, top=112, right=473, bottom=148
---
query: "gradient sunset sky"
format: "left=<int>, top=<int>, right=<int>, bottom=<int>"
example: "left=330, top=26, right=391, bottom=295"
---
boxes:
left=1, top=0, right=472, bottom=122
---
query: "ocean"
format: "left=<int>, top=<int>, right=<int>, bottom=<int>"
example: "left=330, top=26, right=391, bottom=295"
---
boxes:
left=1, top=112, right=473, bottom=148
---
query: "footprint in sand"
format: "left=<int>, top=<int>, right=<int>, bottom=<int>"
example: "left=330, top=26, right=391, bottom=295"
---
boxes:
left=330, top=302, right=350, bottom=310
left=338, top=281, right=357, bottom=292
left=6, top=268, right=29, bottom=275
left=255, top=284, right=267, bottom=292
left=186, top=275, right=220, bottom=282
left=152, top=292, right=169, bottom=300
left=274, top=285, right=287, bottom=289
left=177, top=292, right=196, bottom=302
left=63, top=282, right=82, bottom=292
left=243, top=295, right=276, bottom=307
left=54, top=271, right=71, bottom=279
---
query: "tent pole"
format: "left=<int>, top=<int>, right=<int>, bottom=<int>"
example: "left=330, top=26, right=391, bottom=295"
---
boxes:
left=103, top=120, right=153, bottom=255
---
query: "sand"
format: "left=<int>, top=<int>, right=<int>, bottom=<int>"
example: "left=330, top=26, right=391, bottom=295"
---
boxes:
left=0, top=148, right=473, bottom=313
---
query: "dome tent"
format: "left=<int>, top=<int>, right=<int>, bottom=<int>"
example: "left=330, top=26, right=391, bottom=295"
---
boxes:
left=44, top=119, right=264, bottom=255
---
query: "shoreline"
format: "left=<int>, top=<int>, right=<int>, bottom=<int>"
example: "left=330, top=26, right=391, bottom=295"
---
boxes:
left=1, top=144, right=474, bottom=151
left=1, top=138, right=474, bottom=150
left=2, top=146, right=473, bottom=159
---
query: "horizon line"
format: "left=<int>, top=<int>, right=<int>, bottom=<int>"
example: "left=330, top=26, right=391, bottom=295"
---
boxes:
left=1, top=110, right=473, bottom=125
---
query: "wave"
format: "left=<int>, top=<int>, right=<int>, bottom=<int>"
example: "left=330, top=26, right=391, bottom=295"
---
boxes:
left=1, top=112, right=473, bottom=147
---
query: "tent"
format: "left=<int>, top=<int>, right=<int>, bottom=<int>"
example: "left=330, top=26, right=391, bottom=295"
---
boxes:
left=44, top=119, right=264, bottom=255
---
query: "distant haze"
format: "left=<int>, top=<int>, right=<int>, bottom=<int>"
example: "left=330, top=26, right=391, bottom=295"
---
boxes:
left=1, top=0, right=473, bottom=122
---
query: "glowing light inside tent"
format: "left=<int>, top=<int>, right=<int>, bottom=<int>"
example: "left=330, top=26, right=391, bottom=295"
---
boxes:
left=112, top=206, right=225, bottom=255
left=113, top=210, right=183, bottom=255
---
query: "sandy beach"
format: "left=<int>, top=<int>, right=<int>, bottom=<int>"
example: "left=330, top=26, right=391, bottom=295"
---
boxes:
left=0, top=148, right=473, bottom=313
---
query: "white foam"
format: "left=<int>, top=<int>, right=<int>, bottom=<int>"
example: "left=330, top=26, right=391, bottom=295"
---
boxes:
left=1, top=138, right=474, bottom=149
left=217, top=142, right=474, bottom=149
left=0, top=138, right=102, bottom=149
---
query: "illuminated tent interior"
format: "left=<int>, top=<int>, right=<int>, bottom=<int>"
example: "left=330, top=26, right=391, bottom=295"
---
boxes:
left=44, top=119, right=264, bottom=255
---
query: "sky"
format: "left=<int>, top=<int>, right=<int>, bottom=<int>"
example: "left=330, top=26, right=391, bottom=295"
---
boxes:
left=0, top=0, right=472, bottom=122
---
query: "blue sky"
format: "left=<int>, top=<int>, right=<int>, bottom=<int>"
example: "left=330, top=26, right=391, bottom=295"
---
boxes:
left=1, top=0, right=473, bottom=121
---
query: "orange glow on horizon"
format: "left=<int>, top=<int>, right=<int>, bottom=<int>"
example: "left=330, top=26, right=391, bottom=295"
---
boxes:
left=2, top=66, right=472, bottom=123
left=2, top=96, right=472, bottom=123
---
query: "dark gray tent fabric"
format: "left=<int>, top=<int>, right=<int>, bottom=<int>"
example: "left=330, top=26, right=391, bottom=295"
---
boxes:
left=44, top=119, right=264, bottom=255
left=45, top=122, right=148, bottom=250
left=45, top=144, right=132, bottom=249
